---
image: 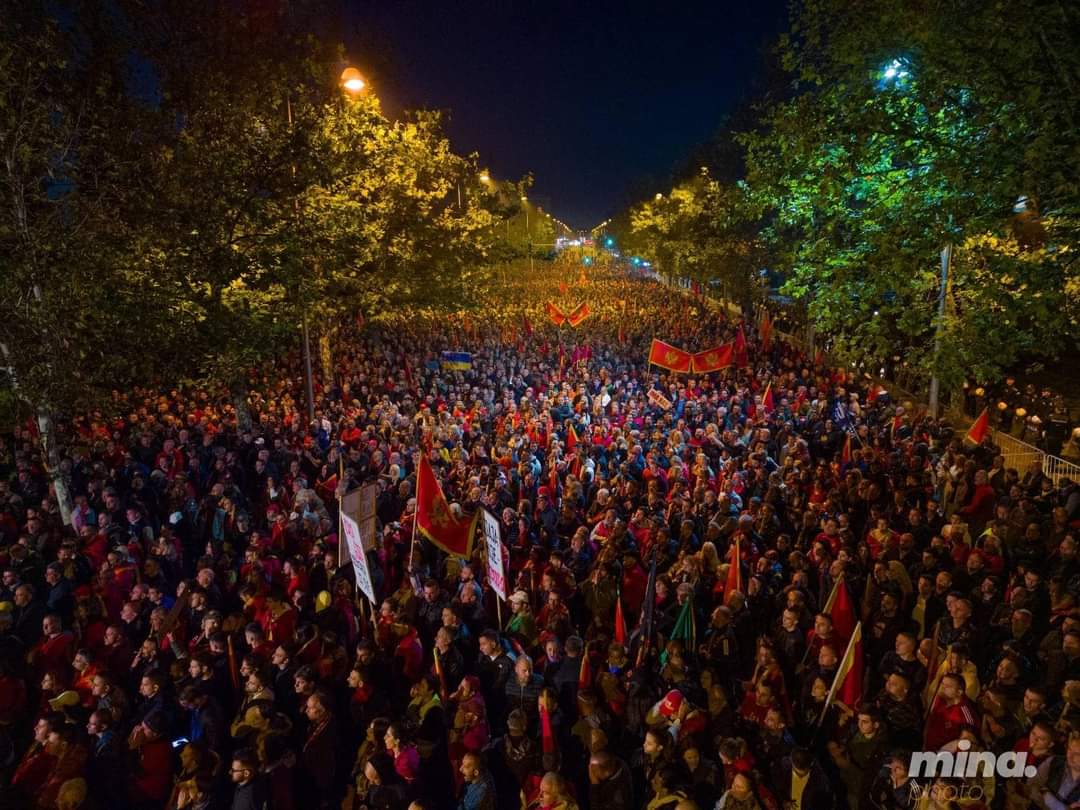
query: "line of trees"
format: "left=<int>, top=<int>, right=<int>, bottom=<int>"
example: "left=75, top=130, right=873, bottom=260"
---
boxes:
left=619, top=0, right=1079, bottom=389
left=0, top=0, right=545, bottom=517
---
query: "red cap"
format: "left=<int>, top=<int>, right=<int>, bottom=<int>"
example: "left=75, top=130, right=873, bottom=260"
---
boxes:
left=659, top=689, right=684, bottom=718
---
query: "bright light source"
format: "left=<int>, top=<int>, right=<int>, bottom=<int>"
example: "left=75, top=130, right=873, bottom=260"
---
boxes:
left=605, top=237, right=614, bottom=247
left=880, top=59, right=910, bottom=85
left=479, top=172, right=491, bottom=183
left=340, top=67, right=367, bottom=94
left=654, top=193, right=663, bottom=201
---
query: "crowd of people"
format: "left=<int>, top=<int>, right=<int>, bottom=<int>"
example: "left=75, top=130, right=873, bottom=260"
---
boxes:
left=1, top=263, right=1079, bottom=810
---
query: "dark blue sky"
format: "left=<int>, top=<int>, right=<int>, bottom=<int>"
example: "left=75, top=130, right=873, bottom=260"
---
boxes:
left=344, top=0, right=787, bottom=229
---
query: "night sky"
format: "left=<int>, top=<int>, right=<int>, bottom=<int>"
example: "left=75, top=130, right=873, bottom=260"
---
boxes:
left=344, top=0, right=788, bottom=229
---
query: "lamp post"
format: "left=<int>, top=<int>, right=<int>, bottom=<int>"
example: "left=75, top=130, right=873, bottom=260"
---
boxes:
left=289, top=66, right=368, bottom=425
left=521, top=195, right=532, bottom=273
left=878, top=58, right=953, bottom=418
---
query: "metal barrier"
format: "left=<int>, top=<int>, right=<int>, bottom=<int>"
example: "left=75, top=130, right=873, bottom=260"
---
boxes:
left=993, top=430, right=1047, bottom=479
left=992, top=430, right=1080, bottom=485
left=1045, top=451, right=1080, bottom=486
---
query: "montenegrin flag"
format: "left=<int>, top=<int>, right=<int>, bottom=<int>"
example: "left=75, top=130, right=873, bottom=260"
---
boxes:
left=566, top=302, right=592, bottom=327
left=416, top=455, right=478, bottom=557
left=965, top=407, right=990, bottom=445
left=546, top=301, right=567, bottom=326
left=823, top=621, right=864, bottom=717
left=759, top=309, right=773, bottom=352
left=691, top=343, right=734, bottom=374
left=648, top=339, right=693, bottom=373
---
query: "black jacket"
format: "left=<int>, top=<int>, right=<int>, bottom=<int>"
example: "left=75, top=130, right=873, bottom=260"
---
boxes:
left=231, top=777, right=268, bottom=810
left=589, top=758, right=634, bottom=810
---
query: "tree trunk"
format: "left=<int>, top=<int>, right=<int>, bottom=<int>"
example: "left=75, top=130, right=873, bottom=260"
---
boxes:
left=319, top=331, right=334, bottom=385
left=37, top=408, right=73, bottom=527
left=231, top=378, right=253, bottom=432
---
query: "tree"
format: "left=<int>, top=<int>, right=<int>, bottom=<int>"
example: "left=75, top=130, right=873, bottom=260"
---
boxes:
left=0, top=1, right=179, bottom=522
left=741, top=0, right=1079, bottom=388
left=629, top=173, right=765, bottom=306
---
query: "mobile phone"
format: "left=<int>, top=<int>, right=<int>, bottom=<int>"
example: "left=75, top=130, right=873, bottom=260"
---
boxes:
left=172, top=737, right=189, bottom=749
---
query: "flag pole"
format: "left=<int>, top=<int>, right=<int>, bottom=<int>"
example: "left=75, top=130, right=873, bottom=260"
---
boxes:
left=817, top=621, right=861, bottom=727
left=800, top=575, right=841, bottom=673
left=337, top=436, right=347, bottom=568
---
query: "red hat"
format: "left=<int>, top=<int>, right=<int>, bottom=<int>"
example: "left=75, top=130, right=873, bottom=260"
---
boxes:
left=659, top=689, right=684, bottom=718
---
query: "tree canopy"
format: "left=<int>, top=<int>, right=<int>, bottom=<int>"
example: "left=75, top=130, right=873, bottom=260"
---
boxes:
left=0, top=0, right=529, bottom=418
left=624, top=0, right=1079, bottom=388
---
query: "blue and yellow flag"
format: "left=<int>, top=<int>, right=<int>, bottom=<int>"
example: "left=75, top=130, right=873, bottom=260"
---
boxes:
left=440, top=351, right=472, bottom=371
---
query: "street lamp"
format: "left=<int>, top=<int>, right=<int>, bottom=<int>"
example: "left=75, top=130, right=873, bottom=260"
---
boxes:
left=520, top=195, right=532, bottom=273
left=479, top=171, right=491, bottom=184
left=878, top=57, right=951, bottom=418
left=340, top=67, right=367, bottom=95
left=291, top=66, right=368, bottom=424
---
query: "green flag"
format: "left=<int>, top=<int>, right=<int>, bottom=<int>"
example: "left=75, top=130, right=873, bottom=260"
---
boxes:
left=670, top=596, right=696, bottom=649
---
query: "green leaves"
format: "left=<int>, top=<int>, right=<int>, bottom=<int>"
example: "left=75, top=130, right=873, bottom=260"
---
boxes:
left=738, top=0, right=1079, bottom=387
left=0, top=0, right=521, bottom=416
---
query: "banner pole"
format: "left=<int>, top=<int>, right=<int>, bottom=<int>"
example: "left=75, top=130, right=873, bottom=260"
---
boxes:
left=818, top=621, right=860, bottom=728
left=337, top=440, right=346, bottom=568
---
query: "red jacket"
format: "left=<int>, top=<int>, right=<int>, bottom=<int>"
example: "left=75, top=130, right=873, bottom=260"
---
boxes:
left=131, top=738, right=173, bottom=804
left=925, top=695, right=979, bottom=751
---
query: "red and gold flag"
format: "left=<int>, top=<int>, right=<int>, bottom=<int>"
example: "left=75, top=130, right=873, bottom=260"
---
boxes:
left=759, top=310, right=773, bottom=352
left=614, top=597, right=627, bottom=644
left=823, top=575, right=856, bottom=644
left=965, top=407, right=990, bottom=445
left=690, top=343, right=733, bottom=374
left=416, top=455, right=477, bottom=557
left=648, top=339, right=693, bottom=373
left=734, top=326, right=749, bottom=369
left=841, top=434, right=853, bottom=466
left=723, top=536, right=742, bottom=598
left=578, top=644, right=593, bottom=690
left=823, top=622, right=863, bottom=717
left=566, top=302, right=592, bottom=327
left=762, top=383, right=775, bottom=415
left=546, top=302, right=566, bottom=326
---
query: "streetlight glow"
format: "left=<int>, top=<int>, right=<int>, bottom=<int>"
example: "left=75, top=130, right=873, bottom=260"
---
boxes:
left=340, top=67, right=367, bottom=94
left=479, top=172, right=491, bottom=183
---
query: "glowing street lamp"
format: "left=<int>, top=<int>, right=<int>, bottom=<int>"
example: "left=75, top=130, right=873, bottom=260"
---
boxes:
left=340, top=67, right=367, bottom=94
left=479, top=171, right=491, bottom=184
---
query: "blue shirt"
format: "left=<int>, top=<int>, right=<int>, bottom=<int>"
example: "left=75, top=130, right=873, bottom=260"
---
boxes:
left=458, top=777, right=495, bottom=810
